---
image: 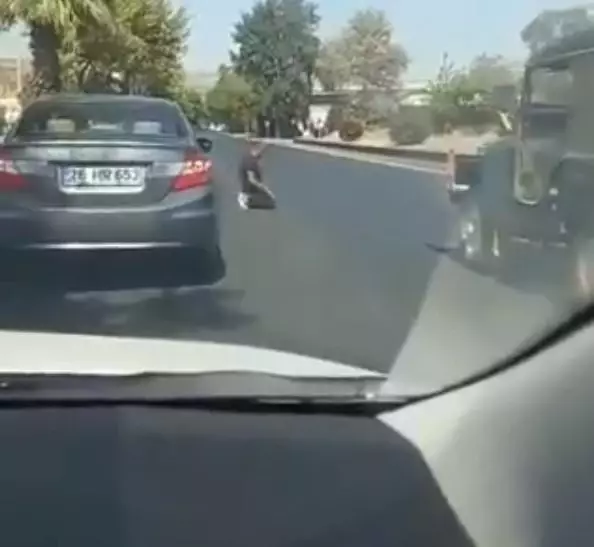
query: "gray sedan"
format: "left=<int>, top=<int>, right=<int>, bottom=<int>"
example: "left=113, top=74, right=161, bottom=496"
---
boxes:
left=0, top=93, right=222, bottom=281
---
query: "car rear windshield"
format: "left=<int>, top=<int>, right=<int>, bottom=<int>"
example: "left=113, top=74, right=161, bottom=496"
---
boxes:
left=13, top=100, right=190, bottom=141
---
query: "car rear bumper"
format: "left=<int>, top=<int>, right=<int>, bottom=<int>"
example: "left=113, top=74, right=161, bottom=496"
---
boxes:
left=0, top=198, right=219, bottom=253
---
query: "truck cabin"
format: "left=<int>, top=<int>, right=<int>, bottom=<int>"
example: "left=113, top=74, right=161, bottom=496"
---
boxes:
left=522, top=28, right=594, bottom=151
left=520, top=30, right=594, bottom=230
left=449, top=30, right=594, bottom=202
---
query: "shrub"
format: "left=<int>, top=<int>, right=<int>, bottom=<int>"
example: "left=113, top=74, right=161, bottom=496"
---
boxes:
left=390, top=116, right=431, bottom=145
left=326, top=105, right=345, bottom=134
left=338, top=119, right=364, bottom=142
left=430, top=107, right=459, bottom=134
left=430, top=104, right=499, bottom=134
left=457, top=105, right=498, bottom=127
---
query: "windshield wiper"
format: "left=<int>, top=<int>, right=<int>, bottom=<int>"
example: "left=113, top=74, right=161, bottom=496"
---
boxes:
left=0, top=370, right=407, bottom=414
left=151, top=394, right=408, bottom=416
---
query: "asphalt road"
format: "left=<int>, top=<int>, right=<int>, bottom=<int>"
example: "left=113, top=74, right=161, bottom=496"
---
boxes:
left=0, top=134, right=578, bottom=378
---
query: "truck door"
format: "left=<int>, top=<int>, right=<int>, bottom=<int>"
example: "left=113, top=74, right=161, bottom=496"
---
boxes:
left=513, top=64, right=572, bottom=205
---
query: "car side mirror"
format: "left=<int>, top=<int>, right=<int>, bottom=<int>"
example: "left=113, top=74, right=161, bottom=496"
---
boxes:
left=196, top=136, right=213, bottom=154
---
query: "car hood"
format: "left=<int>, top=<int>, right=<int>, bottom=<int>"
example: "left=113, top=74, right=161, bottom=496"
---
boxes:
left=0, top=330, right=385, bottom=380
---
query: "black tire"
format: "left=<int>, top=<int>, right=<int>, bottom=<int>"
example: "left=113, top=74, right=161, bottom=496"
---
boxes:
left=452, top=203, right=503, bottom=273
left=566, top=237, right=594, bottom=304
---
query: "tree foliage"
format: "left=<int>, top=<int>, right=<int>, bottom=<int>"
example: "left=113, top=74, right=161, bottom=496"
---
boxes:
left=65, top=0, right=189, bottom=96
left=521, top=7, right=594, bottom=54
left=316, top=38, right=351, bottom=91
left=1, top=0, right=118, bottom=96
left=466, top=54, right=519, bottom=93
left=426, top=54, right=496, bottom=133
left=2, top=0, right=188, bottom=102
left=177, top=87, right=208, bottom=127
left=231, top=0, right=320, bottom=136
left=316, top=9, right=408, bottom=121
left=206, top=68, right=257, bottom=132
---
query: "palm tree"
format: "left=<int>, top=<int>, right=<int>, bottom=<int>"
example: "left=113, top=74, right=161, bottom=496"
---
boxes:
left=2, top=0, right=117, bottom=94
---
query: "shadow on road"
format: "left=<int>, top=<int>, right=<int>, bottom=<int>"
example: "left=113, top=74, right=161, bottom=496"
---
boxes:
left=475, top=249, right=574, bottom=309
left=430, top=200, right=579, bottom=309
left=0, top=251, right=256, bottom=341
left=428, top=236, right=576, bottom=311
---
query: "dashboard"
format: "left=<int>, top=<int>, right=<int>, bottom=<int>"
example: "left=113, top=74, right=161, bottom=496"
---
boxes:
left=2, top=405, right=469, bottom=547
left=2, top=314, right=594, bottom=547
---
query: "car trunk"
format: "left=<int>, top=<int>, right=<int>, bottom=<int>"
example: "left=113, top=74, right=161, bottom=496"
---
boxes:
left=2, top=140, right=190, bottom=208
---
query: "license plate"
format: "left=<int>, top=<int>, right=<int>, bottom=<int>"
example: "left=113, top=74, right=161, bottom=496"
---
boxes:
left=60, top=166, right=146, bottom=192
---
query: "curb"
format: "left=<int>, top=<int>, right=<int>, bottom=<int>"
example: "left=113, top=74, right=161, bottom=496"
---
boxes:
left=292, top=137, right=478, bottom=163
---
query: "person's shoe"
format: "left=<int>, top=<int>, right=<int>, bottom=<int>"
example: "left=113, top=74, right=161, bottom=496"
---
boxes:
left=237, top=192, right=249, bottom=210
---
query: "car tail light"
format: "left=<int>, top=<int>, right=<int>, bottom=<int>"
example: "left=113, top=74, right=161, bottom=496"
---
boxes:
left=172, top=152, right=212, bottom=191
left=0, top=151, right=25, bottom=189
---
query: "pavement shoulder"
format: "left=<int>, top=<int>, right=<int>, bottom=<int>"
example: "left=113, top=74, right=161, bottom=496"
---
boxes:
left=265, top=138, right=448, bottom=175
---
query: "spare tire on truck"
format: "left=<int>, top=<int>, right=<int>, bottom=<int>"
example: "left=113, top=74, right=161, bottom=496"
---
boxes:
left=553, top=157, right=594, bottom=302
left=448, top=142, right=518, bottom=275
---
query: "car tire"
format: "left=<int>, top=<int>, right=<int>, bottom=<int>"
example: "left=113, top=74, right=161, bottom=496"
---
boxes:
left=181, top=245, right=226, bottom=287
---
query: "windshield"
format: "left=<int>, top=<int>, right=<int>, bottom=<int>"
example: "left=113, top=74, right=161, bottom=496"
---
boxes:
left=0, top=0, right=591, bottom=399
left=12, top=100, right=190, bottom=140
left=528, top=66, right=573, bottom=106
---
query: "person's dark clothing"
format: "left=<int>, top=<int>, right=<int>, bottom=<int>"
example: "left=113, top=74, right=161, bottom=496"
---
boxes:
left=239, top=152, right=263, bottom=193
left=237, top=148, right=276, bottom=210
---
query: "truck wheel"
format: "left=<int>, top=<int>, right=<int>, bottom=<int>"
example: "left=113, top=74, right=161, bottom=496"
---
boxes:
left=569, top=237, right=594, bottom=302
left=455, top=204, right=502, bottom=272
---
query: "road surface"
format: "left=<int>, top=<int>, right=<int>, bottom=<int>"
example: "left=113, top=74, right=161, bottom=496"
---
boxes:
left=0, top=135, right=576, bottom=379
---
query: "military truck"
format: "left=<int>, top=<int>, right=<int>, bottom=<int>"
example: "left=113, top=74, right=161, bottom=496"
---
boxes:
left=449, top=28, right=594, bottom=296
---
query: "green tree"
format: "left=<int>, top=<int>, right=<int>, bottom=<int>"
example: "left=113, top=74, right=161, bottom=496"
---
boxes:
left=63, top=0, right=188, bottom=96
left=177, top=87, right=208, bottom=127
left=466, top=54, right=519, bottom=93
left=316, top=39, right=351, bottom=91
left=206, top=70, right=257, bottom=132
left=0, top=0, right=117, bottom=96
left=522, top=7, right=594, bottom=54
left=426, top=53, right=490, bottom=133
left=231, top=0, right=320, bottom=137
left=316, top=9, right=408, bottom=122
